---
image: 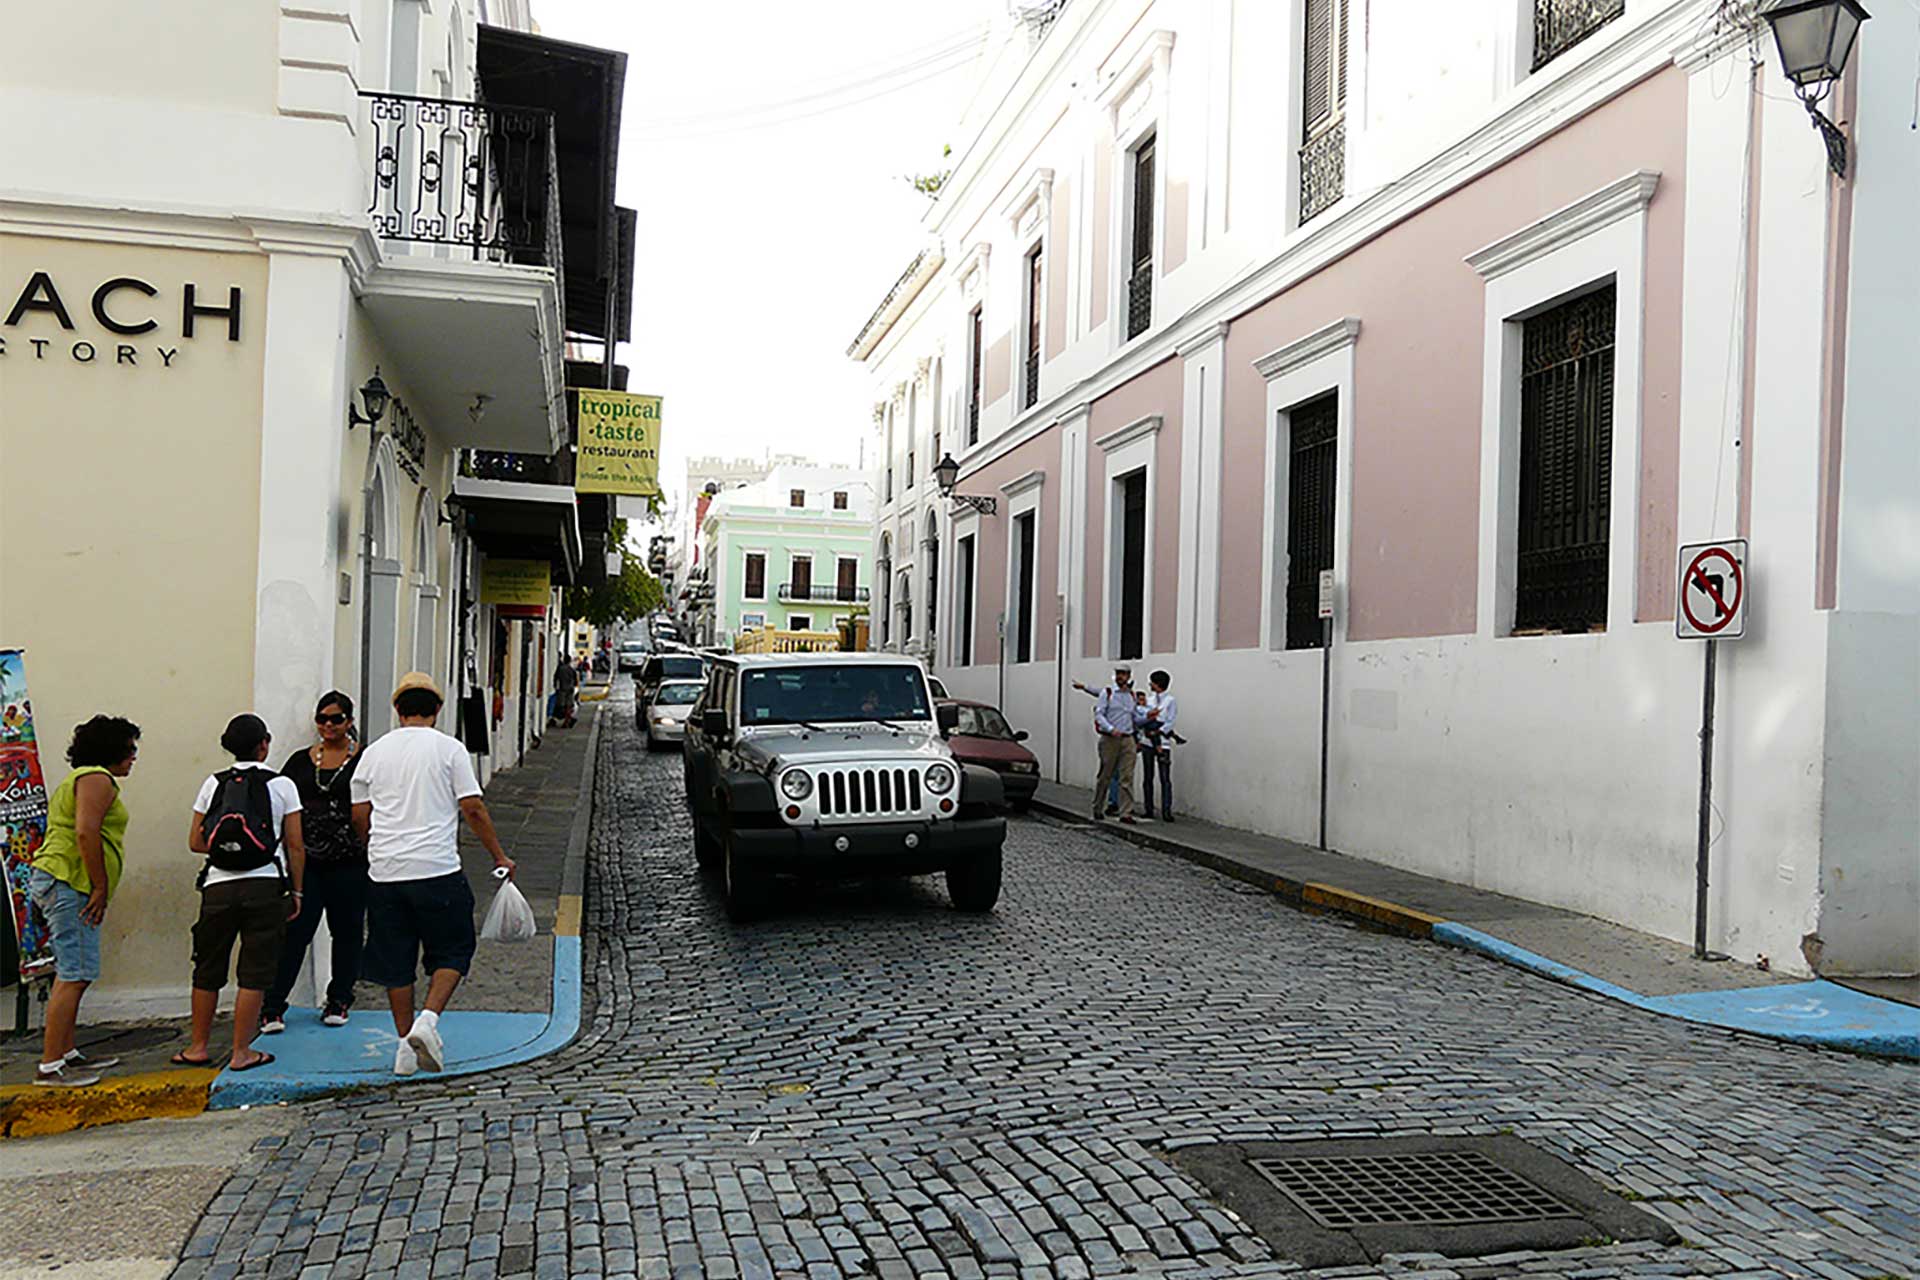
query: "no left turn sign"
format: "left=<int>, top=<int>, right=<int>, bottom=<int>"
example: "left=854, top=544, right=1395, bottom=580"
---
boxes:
left=1677, top=539, right=1747, bottom=640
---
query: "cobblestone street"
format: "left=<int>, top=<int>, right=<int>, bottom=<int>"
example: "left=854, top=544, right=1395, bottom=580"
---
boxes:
left=170, top=699, right=1920, bottom=1280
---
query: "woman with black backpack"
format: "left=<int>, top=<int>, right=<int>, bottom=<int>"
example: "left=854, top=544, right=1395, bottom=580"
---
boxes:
left=177, top=714, right=305, bottom=1071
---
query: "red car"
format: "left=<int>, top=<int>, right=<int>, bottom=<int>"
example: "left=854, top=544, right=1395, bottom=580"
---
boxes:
left=937, top=698, right=1040, bottom=811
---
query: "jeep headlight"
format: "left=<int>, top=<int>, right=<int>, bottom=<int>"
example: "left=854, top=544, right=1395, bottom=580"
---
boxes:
left=780, top=769, right=814, bottom=801
left=923, top=763, right=956, bottom=795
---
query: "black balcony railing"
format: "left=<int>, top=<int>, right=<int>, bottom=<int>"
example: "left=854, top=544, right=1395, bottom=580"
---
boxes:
left=1023, top=347, right=1040, bottom=411
left=461, top=449, right=560, bottom=484
left=1532, top=0, right=1625, bottom=71
left=779, top=583, right=871, bottom=604
left=1126, top=262, right=1153, bottom=340
left=364, top=91, right=563, bottom=283
left=1299, top=118, right=1346, bottom=225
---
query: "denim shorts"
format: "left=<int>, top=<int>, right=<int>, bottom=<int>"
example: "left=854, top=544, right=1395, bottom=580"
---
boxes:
left=28, top=867, right=102, bottom=983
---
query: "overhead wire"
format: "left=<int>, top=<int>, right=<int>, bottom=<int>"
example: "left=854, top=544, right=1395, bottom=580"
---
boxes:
left=629, top=24, right=989, bottom=138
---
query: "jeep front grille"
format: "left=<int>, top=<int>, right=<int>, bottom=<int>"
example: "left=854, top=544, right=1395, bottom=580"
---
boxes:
left=816, top=767, right=923, bottom=817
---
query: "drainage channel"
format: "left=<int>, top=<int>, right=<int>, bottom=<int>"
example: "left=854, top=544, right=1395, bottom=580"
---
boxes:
left=1169, top=1135, right=1679, bottom=1269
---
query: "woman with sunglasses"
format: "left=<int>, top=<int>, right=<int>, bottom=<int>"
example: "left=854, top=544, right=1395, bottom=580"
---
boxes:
left=260, top=691, right=368, bottom=1032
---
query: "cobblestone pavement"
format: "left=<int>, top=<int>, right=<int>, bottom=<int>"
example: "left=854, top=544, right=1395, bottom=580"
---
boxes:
left=171, top=698, right=1920, bottom=1280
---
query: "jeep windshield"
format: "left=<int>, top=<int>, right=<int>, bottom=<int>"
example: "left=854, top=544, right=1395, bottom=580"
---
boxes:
left=739, top=664, right=932, bottom=726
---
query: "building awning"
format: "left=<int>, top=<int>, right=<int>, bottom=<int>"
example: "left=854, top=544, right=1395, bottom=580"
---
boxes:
left=477, top=25, right=628, bottom=341
left=452, top=474, right=583, bottom=585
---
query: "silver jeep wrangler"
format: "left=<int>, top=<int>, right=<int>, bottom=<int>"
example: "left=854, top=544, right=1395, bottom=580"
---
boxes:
left=682, top=654, right=1007, bottom=920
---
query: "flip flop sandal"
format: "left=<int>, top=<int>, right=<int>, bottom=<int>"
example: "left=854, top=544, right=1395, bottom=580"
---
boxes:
left=169, top=1052, right=216, bottom=1067
left=227, top=1053, right=276, bottom=1072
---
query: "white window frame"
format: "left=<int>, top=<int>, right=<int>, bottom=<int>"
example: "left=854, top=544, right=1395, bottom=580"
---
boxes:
left=951, top=511, right=982, bottom=667
left=1005, top=169, right=1055, bottom=415
left=741, top=548, right=768, bottom=602
left=1467, top=170, right=1656, bottom=639
left=1255, top=319, right=1361, bottom=651
left=786, top=614, right=813, bottom=632
left=1098, top=31, right=1174, bottom=351
left=1001, top=471, right=1046, bottom=664
left=1095, top=415, right=1161, bottom=659
left=740, top=611, right=766, bottom=631
left=834, top=554, right=861, bottom=605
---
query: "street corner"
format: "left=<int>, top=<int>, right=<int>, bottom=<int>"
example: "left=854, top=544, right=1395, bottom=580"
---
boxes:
left=0, top=1066, right=218, bottom=1139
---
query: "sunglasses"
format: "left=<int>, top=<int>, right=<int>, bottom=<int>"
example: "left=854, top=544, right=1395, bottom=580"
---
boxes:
left=316, top=713, right=351, bottom=725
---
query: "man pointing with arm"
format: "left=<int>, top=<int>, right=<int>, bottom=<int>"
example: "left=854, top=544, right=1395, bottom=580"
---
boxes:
left=1089, top=664, right=1141, bottom=825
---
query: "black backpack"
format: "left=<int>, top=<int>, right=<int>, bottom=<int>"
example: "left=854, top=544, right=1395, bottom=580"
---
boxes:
left=203, top=768, right=280, bottom=873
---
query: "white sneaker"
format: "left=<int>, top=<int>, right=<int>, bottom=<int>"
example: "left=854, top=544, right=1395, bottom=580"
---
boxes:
left=34, top=1061, right=101, bottom=1088
left=394, top=1039, right=419, bottom=1076
left=259, top=1016, right=287, bottom=1035
left=405, top=1012, right=444, bottom=1072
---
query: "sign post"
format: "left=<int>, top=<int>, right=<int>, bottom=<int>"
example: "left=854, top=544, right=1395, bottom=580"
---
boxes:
left=1318, top=570, right=1336, bottom=851
left=1675, top=539, right=1747, bottom=960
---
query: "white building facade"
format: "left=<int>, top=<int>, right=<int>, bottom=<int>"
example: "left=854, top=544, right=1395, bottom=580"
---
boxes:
left=852, top=0, right=1919, bottom=980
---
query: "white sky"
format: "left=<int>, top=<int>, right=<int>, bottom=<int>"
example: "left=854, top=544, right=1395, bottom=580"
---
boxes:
left=530, top=0, right=997, bottom=531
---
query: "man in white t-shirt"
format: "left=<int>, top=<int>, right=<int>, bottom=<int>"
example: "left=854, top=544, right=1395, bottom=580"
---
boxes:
left=351, top=672, right=515, bottom=1076
left=185, top=714, right=305, bottom=1072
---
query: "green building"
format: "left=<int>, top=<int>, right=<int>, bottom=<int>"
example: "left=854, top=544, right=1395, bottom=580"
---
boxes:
left=693, top=465, right=873, bottom=647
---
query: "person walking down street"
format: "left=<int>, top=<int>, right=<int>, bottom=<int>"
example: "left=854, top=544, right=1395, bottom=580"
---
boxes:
left=182, top=714, right=305, bottom=1072
left=27, top=716, right=140, bottom=1087
left=1141, top=670, right=1179, bottom=822
left=552, top=657, right=580, bottom=730
left=1089, top=664, right=1142, bottom=824
left=352, top=672, right=515, bottom=1076
left=261, top=691, right=366, bottom=1034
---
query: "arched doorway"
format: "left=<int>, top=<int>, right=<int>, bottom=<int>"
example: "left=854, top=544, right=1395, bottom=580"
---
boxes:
left=362, top=442, right=403, bottom=740
left=412, top=492, right=442, bottom=683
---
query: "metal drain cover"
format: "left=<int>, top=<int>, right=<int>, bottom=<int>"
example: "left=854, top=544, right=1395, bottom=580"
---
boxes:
left=1249, top=1149, right=1570, bottom=1229
left=1170, top=1135, right=1678, bottom=1268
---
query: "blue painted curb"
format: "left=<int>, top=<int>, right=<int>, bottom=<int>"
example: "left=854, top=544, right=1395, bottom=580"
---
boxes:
left=1434, top=923, right=1920, bottom=1062
left=208, top=934, right=583, bottom=1108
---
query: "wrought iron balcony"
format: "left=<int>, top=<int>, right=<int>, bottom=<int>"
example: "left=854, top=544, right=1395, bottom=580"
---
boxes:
left=1023, top=347, right=1040, bottom=411
left=778, top=583, right=870, bottom=605
left=1126, top=262, right=1153, bottom=340
left=460, top=449, right=562, bottom=485
left=1532, top=0, right=1625, bottom=71
left=363, top=91, right=564, bottom=283
left=1299, top=118, right=1346, bottom=225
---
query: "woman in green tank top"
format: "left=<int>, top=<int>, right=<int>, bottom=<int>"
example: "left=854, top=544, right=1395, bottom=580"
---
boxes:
left=27, top=715, right=140, bottom=1088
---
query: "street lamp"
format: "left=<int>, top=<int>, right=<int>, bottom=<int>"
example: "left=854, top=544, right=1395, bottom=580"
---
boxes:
left=1758, top=0, right=1871, bottom=178
left=933, top=452, right=996, bottom=516
left=347, top=368, right=391, bottom=431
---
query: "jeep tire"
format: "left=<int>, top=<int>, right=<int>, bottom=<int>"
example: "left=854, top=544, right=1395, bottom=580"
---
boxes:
left=723, top=837, right=769, bottom=922
left=945, top=847, right=1003, bottom=913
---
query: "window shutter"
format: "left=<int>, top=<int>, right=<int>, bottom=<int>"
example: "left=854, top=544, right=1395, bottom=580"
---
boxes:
left=1304, top=0, right=1333, bottom=133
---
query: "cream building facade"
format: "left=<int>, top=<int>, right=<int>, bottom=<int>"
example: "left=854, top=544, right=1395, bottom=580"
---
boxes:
left=0, top=0, right=630, bottom=1008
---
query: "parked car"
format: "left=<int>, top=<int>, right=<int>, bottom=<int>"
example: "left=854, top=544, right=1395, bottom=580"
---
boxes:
left=640, top=679, right=705, bottom=750
left=937, top=699, right=1039, bottom=810
left=617, top=640, right=650, bottom=673
left=638, top=652, right=707, bottom=704
left=682, top=654, right=1006, bottom=920
left=926, top=675, right=949, bottom=699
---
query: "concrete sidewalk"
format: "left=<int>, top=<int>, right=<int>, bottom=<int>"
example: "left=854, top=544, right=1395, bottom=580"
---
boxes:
left=0, top=707, right=597, bottom=1134
left=1030, top=777, right=1920, bottom=1061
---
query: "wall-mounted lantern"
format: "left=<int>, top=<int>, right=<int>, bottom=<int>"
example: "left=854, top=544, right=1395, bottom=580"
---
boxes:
left=347, top=368, right=392, bottom=431
left=933, top=453, right=997, bottom=516
left=1758, top=0, right=1871, bottom=178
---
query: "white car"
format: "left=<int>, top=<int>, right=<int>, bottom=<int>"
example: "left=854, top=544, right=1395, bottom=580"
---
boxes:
left=642, top=679, right=704, bottom=750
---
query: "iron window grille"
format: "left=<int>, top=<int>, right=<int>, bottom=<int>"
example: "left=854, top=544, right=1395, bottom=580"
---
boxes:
left=1515, top=284, right=1615, bottom=633
left=1285, top=394, right=1339, bottom=650
left=1532, top=0, right=1625, bottom=71
left=1126, top=135, right=1156, bottom=341
left=1298, top=0, right=1349, bottom=225
left=779, top=583, right=867, bottom=604
left=1024, top=245, right=1044, bottom=410
left=967, top=306, right=984, bottom=445
left=743, top=554, right=767, bottom=601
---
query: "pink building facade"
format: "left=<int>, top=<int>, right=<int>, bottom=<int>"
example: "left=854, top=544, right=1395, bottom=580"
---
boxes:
left=851, top=0, right=1918, bottom=981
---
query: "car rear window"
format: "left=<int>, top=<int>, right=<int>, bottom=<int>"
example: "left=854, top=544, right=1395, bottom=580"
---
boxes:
left=658, top=657, right=704, bottom=678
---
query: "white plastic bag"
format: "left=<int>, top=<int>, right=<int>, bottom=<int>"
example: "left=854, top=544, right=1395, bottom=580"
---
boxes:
left=480, top=878, right=537, bottom=942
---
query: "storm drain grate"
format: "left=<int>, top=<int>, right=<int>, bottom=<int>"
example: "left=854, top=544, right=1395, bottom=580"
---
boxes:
left=1248, top=1149, right=1571, bottom=1229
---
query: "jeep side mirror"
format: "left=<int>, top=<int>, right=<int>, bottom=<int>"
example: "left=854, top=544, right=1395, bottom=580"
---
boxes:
left=935, top=704, right=960, bottom=737
left=702, top=708, right=728, bottom=738
left=1012, top=729, right=1029, bottom=742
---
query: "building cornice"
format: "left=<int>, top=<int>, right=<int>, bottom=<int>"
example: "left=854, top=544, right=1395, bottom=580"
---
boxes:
left=1253, top=318, right=1362, bottom=382
left=1094, top=414, right=1161, bottom=454
left=847, top=242, right=946, bottom=361
left=1174, top=320, right=1232, bottom=358
left=1000, top=469, right=1046, bottom=498
left=1464, top=171, right=1661, bottom=281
